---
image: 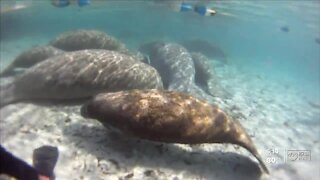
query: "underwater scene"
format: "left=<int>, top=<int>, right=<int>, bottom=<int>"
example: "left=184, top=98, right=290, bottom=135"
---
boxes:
left=0, top=0, right=319, bottom=180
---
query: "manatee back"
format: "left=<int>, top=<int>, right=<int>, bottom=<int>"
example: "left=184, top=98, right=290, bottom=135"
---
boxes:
left=81, top=89, right=269, bottom=174
left=156, top=43, right=196, bottom=82
left=82, top=90, right=216, bottom=143
left=50, top=30, right=126, bottom=52
left=0, top=46, right=64, bottom=77
left=13, top=46, right=64, bottom=68
left=8, top=50, right=163, bottom=104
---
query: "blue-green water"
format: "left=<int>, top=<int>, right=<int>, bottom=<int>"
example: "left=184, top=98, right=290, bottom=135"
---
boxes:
left=0, top=1, right=319, bottom=179
left=1, top=1, right=319, bottom=99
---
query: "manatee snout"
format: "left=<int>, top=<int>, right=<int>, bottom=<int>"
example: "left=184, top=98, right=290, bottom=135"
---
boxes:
left=80, top=101, right=97, bottom=119
left=80, top=99, right=107, bottom=121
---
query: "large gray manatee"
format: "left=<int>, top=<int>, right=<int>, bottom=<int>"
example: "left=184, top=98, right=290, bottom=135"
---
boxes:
left=50, top=30, right=128, bottom=52
left=140, top=42, right=212, bottom=101
left=50, top=29, right=146, bottom=62
left=0, top=50, right=163, bottom=107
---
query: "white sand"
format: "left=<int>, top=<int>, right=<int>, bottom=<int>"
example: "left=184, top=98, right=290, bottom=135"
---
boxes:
left=0, top=60, right=319, bottom=180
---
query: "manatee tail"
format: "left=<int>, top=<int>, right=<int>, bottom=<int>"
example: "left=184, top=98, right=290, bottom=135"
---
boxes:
left=242, top=140, right=270, bottom=174
left=235, top=134, right=270, bottom=174
left=223, top=117, right=270, bottom=174
left=0, top=64, right=15, bottom=77
left=253, top=151, right=270, bottom=174
left=0, top=83, right=16, bottom=108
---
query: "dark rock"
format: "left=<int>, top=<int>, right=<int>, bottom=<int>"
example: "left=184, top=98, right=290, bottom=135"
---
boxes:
left=124, top=173, right=134, bottom=179
left=183, top=159, right=192, bottom=165
left=144, top=170, right=156, bottom=177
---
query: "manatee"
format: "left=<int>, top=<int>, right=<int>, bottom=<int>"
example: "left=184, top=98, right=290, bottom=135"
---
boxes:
left=81, top=89, right=269, bottom=174
left=181, top=39, right=228, bottom=64
left=142, top=43, right=195, bottom=92
left=191, top=52, right=215, bottom=95
left=191, top=52, right=230, bottom=98
left=0, top=50, right=163, bottom=107
left=140, top=42, right=213, bottom=100
left=139, top=41, right=166, bottom=57
left=0, top=46, right=64, bottom=77
left=125, top=50, right=149, bottom=63
left=49, top=30, right=146, bottom=62
left=50, top=30, right=128, bottom=53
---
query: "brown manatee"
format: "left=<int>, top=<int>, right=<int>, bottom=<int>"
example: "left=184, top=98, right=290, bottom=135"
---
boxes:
left=0, top=46, right=64, bottom=77
left=81, top=89, right=269, bottom=174
left=0, top=50, right=163, bottom=107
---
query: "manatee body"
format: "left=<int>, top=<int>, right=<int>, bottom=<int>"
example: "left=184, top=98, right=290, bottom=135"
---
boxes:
left=0, top=50, right=163, bottom=107
left=181, top=39, right=228, bottom=64
left=191, top=52, right=215, bottom=96
left=49, top=30, right=146, bottom=62
left=140, top=42, right=212, bottom=100
left=0, top=46, right=64, bottom=77
left=81, top=89, right=269, bottom=174
left=50, top=30, right=128, bottom=53
left=149, top=43, right=195, bottom=89
left=191, top=52, right=229, bottom=98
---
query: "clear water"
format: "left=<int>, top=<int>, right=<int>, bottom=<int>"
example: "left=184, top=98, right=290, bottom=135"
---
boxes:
left=0, top=1, right=319, bottom=179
